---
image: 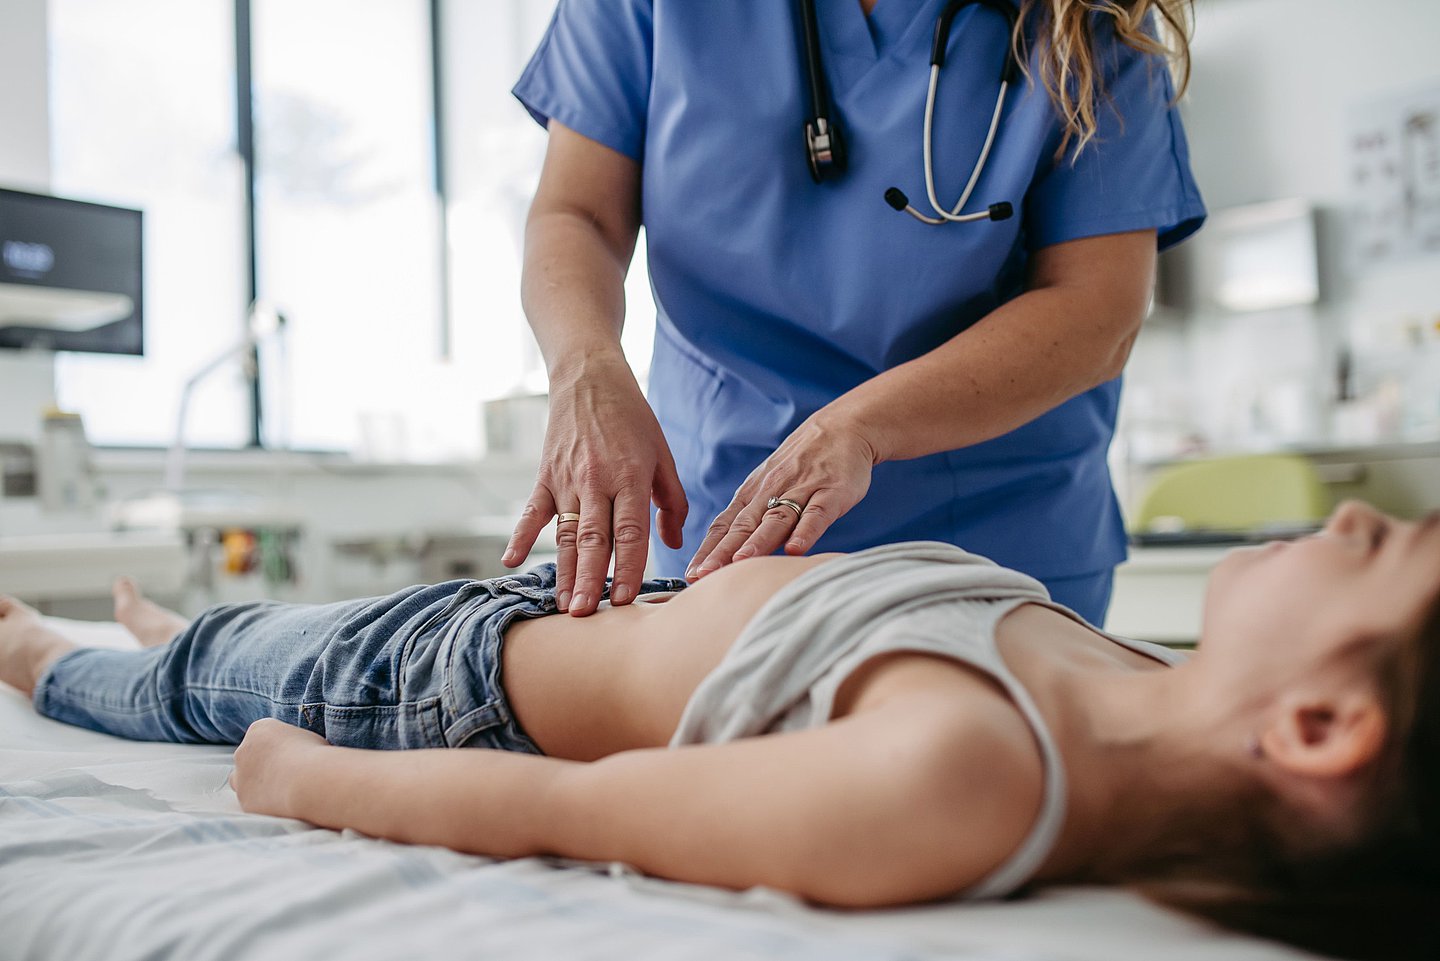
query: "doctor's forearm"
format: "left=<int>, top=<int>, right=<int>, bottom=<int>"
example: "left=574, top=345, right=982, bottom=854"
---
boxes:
left=828, top=230, right=1155, bottom=463
left=830, top=286, right=1142, bottom=463
left=521, top=209, right=635, bottom=387
left=520, top=121, right=644, bottom=387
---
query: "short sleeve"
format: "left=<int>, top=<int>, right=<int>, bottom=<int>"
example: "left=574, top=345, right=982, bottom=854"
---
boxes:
left=511, top=0, right=654, bottom=162
left=1023, top=23, right=1206, bottom=253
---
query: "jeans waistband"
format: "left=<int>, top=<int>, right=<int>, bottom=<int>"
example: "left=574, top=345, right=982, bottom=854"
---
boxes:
left=438, top=564, right=687, bottom=753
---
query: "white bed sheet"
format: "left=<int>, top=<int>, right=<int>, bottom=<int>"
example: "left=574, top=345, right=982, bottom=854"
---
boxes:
left=0, top=618, right=1319, bottom=961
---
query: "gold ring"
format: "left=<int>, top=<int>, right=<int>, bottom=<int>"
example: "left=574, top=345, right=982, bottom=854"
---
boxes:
left=766, top=496, right=804, bottom=522
left=557, top=512, right=581, bottom=524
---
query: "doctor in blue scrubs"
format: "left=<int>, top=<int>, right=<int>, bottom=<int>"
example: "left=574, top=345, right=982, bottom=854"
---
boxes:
left=501, top=0, right=1205, bottom=625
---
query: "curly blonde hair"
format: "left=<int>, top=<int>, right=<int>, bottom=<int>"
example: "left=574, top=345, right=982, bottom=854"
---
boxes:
left=1014, top=0, right=1195, bottom=160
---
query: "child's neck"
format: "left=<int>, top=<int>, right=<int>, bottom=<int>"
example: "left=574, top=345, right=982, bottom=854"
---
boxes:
left=1033, top=662, right=1248, bottom=884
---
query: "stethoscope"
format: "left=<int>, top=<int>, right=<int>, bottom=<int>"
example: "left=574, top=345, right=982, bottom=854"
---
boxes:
left=798, top=0, right=1018, bottom=225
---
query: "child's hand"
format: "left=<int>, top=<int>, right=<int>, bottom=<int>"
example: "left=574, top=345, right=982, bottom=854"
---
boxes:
left=230, top=718, right=326, bottom=818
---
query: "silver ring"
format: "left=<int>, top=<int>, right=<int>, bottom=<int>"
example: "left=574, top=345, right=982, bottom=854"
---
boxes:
left=765, top=496, right=805, bottom=522
left=556, top=512, right=581, bottom=524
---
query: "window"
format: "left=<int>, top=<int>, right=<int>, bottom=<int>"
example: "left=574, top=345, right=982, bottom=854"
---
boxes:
left=47, top=0, right=656, bottom=457
left=251, top=0, right=446, bottom=456
left=438, top=0, right=656, bottom=444
left=49, top=0, right=249, bottom=449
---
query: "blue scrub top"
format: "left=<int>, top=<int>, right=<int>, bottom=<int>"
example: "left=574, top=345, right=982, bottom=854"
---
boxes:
left=514, top=0, right=1206, bottom=582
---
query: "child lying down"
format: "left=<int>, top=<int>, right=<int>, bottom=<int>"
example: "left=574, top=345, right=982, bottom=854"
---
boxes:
left=1, top=500, right=1436, bottom=956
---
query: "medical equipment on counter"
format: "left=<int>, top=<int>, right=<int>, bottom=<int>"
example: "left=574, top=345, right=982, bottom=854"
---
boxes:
left=0, top=443, right=36, bottom=498
left=797, top=0, right=1016, bottom=225
left=0, top=187, right=143, bottom=353
left=37, top=408, right=100, bottom=513
left=330, top=519, right=522, bottom=598
left=111, top=488, right=303, bottom=607
left=165, top=301, right=287, bottom=491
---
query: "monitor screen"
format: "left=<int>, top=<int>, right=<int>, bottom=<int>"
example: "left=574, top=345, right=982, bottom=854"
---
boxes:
left=0, top=187, right=143, bottom=355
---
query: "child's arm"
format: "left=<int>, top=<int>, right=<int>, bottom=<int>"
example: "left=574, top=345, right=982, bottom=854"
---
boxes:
left=231, top=704, right=1040, bottom=908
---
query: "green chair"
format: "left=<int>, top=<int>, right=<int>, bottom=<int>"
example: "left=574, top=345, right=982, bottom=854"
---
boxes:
left=1132, top=453, right=1331, bottom=534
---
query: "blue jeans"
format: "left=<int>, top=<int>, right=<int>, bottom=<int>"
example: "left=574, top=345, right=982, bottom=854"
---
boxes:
left=33, top=565, right=687, bottom=752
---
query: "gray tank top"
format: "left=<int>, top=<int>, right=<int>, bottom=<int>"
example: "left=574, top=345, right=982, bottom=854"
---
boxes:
left=668, top=542, right=1186, bottom=899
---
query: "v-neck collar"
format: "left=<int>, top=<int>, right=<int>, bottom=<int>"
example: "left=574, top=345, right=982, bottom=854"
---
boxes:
left=823, top=0, right=929, bottom=61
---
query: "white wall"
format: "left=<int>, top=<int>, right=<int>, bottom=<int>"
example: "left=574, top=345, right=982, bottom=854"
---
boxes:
left=0, top=0, right=57, bottom=442
left=0, top=0, right=532, bottom=610
left=1186, top=0, right=1440, bottom=209
left=1122, top=0, right=1440, bottom=466
left=1185, top=0, right=1440, bottom=313
left=0, top=0, right=49, bottom=189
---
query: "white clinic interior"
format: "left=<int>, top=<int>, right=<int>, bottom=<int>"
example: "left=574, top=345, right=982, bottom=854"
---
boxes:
left=1, top=1, right=1439, bottom=958
left=0, top=0, right=1437, bottom=629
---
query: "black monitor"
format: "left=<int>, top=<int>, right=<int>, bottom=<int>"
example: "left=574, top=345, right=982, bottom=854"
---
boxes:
left=0, top=187, right=143, bottom=355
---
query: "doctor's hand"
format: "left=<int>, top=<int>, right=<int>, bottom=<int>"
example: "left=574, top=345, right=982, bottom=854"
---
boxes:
left=503, top=355, right=688, bottom=616
left=686, top=412, right=876, bottom=579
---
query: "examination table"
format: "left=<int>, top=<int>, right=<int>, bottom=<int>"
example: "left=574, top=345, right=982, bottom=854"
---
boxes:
left=0, top=617, right=1322, bottom=961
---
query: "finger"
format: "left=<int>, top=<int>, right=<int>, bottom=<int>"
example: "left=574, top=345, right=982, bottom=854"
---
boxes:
left=685, top=502, right=744, bottom=580
left=692, top=503, right=766, bottom=578
left=569, top=493, right=613, bottom=617
left=784, top=492, right=836, bottom=555
left=553, top=500, right=581, bottom=612
left=733, top=496, right=807, bottom=561
left=609, top=486, right=650, bottom=607
left=504, top=485, right=556, bottom=568
left=651, top=450, right=689, bottom=551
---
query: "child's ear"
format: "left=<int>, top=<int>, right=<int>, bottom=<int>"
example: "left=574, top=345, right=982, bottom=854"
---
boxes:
left=1260, top=691, right=1387, bottom=780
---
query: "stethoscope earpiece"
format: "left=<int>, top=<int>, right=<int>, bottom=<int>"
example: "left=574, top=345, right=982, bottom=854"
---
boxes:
left=883, top=188, right=910, bottom=212
left=885, top=188, right=1014, bottom=224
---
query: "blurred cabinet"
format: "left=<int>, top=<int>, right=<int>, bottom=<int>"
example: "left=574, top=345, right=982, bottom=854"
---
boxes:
left=1111, top=441, right=1440, bottom=646
left=0, top=530, right=185, bottom=613
left=1105, top=547, right=1226, bottom=646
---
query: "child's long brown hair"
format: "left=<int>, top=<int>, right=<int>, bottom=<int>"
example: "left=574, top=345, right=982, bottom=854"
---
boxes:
left=1142, top=586, right=1440, bottom=961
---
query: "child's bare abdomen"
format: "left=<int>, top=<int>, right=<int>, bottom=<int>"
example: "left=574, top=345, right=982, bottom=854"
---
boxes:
left=500, top=553, right=840, bottom=761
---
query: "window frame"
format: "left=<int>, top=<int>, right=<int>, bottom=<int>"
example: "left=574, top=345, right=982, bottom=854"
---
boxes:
left=232, top=0, right=449, bottom=449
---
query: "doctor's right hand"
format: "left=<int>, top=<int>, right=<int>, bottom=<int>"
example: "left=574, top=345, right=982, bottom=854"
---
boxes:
left=502, top=354, right=687, bottom=617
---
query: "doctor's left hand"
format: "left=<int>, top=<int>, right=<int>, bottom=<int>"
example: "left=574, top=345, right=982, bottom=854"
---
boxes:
left=685, top=413, right=876, bottom=579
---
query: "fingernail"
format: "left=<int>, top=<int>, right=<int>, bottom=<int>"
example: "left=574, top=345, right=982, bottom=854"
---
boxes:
left=787, top=540, right=803, bottom=552
left=684, top=567, right=697, bottom=579
left=611, top=585, right=631, bottom=605
left=572, top=593, right=591, bottom=611
left=557, top=590, right=571, bottom=611
left=733, top=548, right=751, bottom=560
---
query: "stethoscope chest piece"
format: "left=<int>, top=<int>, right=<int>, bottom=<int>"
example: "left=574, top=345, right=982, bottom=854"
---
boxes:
left=806, top=115, right=847, bottom=183
left=798, top=0, right=847, bottom=182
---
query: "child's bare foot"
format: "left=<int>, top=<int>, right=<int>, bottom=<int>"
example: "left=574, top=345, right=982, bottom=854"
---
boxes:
left=112, top=577, right=189, bottom=648
left=0, top=595, right=76, bottom=696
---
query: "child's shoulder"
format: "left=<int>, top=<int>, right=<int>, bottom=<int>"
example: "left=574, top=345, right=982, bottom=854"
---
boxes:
left=831, top=694, right=1049, bottom=900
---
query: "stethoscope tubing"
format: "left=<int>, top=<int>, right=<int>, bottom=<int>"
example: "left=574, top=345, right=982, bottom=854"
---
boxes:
left=913, top=68, right=1011, bottom=224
